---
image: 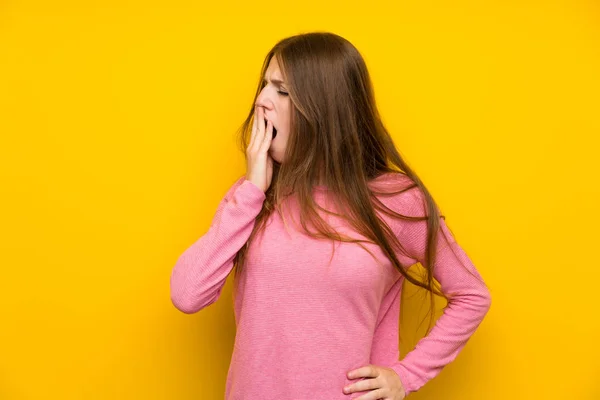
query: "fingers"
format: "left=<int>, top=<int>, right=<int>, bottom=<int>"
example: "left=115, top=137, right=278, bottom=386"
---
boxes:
left=245, top=105, right=273, bottom=192
left=260, top=119, right=273, bottom=151
left=257, top=106, right=264, bottom=137
left=250, top=107, right=258, bottom=147
left=250, top=106, right=270, bottom=152
left=249, top=106, right=260, bottom=149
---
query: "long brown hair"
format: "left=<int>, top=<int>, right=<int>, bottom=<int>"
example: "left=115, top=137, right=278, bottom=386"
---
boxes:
left=233, top=32, right=481, bottom=333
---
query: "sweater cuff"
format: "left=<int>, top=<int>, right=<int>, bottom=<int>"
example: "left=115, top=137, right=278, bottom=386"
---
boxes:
left=388, top=361, right=418, bottom=396
left=239, top=178, right=267, bottom=200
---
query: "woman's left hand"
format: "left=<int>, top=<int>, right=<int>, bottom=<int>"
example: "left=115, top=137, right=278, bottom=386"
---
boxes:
left=343, top=364, right=406, bottom=399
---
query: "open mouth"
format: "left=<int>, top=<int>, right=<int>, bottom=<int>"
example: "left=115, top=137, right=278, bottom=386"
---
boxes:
left=265, top=119, right=277, bottom=139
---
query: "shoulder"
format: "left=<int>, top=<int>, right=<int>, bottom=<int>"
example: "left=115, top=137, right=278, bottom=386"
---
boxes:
left=369, top=172, right=427, bottom=217
left=368, top=171, right=416, bottom=190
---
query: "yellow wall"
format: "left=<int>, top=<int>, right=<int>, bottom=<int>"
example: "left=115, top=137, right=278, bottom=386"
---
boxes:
left=1, top=1, right=598, bottom=399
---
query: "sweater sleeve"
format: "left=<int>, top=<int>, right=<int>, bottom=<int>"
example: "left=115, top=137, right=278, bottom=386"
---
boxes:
left=384, top=185, right=492, bottom=396
left=170, top=175, right=266, bottom=314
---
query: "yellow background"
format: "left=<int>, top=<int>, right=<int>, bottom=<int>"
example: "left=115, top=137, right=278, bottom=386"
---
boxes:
left=1, top=1, right=598, bottom=399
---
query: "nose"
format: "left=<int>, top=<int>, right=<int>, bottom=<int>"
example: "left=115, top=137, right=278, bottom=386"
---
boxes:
left=255, top=88, right=273, bottom=110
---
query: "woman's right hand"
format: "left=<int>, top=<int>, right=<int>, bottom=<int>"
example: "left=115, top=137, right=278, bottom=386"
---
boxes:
left=245, top=106, right=274, bottom=193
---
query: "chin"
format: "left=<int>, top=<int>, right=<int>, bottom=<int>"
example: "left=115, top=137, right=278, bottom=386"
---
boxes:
left=270, top=151, right=284, bottom=164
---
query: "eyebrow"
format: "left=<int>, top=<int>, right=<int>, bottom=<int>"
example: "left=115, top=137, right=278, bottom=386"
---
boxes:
left=262, top=77, right=286, bottom=85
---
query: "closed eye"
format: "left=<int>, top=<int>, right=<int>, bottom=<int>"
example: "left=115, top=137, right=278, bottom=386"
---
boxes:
left=278, top=90, right=289, bottom=96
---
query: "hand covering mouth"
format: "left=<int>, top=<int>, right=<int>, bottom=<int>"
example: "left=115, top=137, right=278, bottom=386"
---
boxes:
left=265, top=118, right=277, bottom=139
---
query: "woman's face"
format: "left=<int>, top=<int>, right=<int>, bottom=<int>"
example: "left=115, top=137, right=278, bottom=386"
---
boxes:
left=255, top=56, right=291, bottom=164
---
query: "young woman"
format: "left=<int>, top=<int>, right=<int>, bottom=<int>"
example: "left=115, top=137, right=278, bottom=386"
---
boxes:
left=170, top=31, right=492, bottom=400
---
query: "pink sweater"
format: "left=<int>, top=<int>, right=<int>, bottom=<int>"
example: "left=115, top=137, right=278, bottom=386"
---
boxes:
left=170, top=172, right=491, bottom=399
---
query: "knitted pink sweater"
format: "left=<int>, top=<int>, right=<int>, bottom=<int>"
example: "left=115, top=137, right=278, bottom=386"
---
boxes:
left=170, top=172, right=491, bottom=399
